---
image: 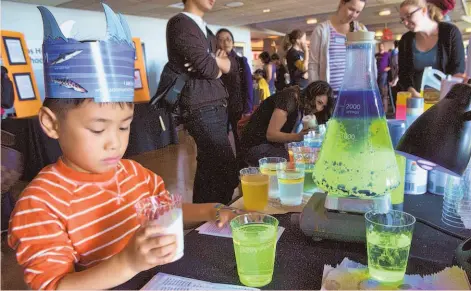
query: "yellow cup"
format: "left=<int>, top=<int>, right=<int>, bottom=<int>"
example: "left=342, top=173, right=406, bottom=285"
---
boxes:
left=240, top=167, right=269, bottom=211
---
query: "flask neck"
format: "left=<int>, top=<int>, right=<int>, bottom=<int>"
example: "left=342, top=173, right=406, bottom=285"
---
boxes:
left=343, top=42, right=376, bottom=90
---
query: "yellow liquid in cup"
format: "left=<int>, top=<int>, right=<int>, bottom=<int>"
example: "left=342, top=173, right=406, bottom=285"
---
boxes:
left=241, top=174, right=269, bottom=211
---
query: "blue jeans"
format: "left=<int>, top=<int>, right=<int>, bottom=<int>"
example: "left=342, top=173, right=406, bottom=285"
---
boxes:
left=183, top=102, right=239, bottom=204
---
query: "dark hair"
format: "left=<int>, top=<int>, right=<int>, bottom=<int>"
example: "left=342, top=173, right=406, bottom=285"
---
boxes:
left=43, top=98, right=133, bottom=117
left=182, top=0, right=187, bottom=3
left=216, top=28, right=234, bottom=42
left=288, top=29, right=304, bottom=45
left=259, top=51, right=271, bottom=64
left=341, top=0, right=366, bottom=3
left=303, top=81, right=335, bottom=123
left=254, top=69, right=266, bottom=79
left=394, top=40, right=399, bottom=48
left=271, top=53, right=280, bottom=61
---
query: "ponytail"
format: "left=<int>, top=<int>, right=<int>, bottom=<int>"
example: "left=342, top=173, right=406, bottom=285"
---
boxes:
left=426, top=2, right=443, bottom=22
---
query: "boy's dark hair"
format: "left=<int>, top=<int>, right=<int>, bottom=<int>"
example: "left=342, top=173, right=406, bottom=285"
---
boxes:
left=42, top=98, right=133, bottom=117
left=254, top=69, right=266, bottom=79
left=182, top=0, right=187, bottom=3
left=259, top=51, right=271, bottom=64
left=216, top=28, right=234, bottom=42
left=271, top=53, right=280, bottom=61
left=394, top=40, right=399, bottom=48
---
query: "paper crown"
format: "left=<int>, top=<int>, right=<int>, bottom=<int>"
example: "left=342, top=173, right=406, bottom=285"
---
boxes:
left=38, top=4, right=135, bottom=102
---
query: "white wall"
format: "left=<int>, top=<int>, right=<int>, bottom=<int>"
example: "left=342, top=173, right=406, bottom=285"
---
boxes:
left=1, top=1, right=253, bottom=99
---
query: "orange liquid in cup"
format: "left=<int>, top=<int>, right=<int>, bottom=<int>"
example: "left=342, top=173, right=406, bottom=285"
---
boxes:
left=241, top=174, right=269, bottom=211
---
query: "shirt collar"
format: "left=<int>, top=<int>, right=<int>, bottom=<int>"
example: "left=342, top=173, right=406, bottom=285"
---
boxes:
left=182, top=12, right=207, bottom=37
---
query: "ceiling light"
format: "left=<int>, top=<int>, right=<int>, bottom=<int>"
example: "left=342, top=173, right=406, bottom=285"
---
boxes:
left=375, top=30, right=383, bottom=37
left=263, top=9, right=270, bottom=13
left=225, top=1, right=244, bottom=8
left=465, top=28, right=471, bottom=33
left=306, top=18, right=317, bottom=24
left=379, top=9, right=391, bottom=16
left=168, top=2, right=184, bottom=9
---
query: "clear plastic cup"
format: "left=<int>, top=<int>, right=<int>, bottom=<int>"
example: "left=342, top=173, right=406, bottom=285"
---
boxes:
left=259, top=157, right=287, bottom=199
left=276, top=161, right=305, bottom=206
left=135, top=192, right=184, bottom=262
left=442, top=166, right=471, bottom=228
left=365, top=210, right=415, bottom=283
left=231, top=214, right=279, bottom=287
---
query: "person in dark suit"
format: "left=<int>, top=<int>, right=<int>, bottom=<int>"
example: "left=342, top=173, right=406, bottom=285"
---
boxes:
left=164, top=0, right=238, bottom=204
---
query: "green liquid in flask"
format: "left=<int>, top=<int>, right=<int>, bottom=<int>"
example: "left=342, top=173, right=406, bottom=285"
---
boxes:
left=313, top=90, right=400, bottom=198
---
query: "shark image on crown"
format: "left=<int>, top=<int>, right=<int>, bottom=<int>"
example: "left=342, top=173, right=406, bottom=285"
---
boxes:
left=51, top=78, right=88, bottom=93
left=49, top=50, right=83, bottom=66
left=38, top=3, right=136, bottom=102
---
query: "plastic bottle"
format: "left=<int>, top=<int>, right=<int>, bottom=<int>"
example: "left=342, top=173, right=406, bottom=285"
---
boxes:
left=387, top=120, right=406, bottom=210
left=404, top=97, right=428, bottom=195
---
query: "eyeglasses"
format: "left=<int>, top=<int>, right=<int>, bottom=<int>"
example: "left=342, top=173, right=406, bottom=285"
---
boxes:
left=400, top=7, right=421, bottom=24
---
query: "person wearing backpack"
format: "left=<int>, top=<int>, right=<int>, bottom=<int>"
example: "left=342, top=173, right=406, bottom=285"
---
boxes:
left=216, top=28, right=253, bottom=155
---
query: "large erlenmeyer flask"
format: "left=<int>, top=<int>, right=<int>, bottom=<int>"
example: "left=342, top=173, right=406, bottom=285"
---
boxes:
left=313, top=31, right=400, bottom=198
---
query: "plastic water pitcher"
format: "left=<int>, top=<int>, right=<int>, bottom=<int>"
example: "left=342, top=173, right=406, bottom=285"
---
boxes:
left=313, top=31, right=399, bottom=198
left=420, top=67, right=445, bottom=104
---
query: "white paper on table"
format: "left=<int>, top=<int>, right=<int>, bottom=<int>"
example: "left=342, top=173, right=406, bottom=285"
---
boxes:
left=321, top=257, right=471, bottom=290
left=141, top=273, right=259, bottom=290
left=195, top=222, right=285, bottom=241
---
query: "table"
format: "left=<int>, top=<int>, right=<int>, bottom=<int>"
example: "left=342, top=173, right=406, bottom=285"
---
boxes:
left=1, top=103, right=178, bottom=181
left=115, top=194, right=470, bottom=290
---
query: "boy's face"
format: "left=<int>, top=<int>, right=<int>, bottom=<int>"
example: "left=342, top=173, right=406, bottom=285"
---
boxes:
left=40, top=101, right=134, bottom=174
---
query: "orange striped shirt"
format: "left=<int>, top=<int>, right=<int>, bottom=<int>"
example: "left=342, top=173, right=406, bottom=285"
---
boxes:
left=8, top=158, right=166, bottom=290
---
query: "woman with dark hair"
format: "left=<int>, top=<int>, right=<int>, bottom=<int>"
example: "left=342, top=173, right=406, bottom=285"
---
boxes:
left=308, top=0, right=370, bottom=96
left=271, top=53, right=289, bottom=92
left=285, top=29, right=309, bottom=89
left=398, top=0, right=464, bottom=97
left=259, top=51, right=276, bottom=95
left=216, top=28, right=254, bottom=154
left=240, top=81, right=334, bottom=166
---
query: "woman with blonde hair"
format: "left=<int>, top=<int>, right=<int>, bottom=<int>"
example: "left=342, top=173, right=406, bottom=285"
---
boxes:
left=308, top=0, right=371, bottom=97
left=398, top=0, right=465, bottom=97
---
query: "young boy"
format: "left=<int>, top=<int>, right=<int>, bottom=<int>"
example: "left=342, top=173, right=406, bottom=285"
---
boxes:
left=8, top=5, right=236, bottom=290
left=254, top=69, right=271, bottom=101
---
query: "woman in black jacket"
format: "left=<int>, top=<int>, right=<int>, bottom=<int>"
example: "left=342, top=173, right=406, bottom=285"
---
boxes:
left=398, top=0, right=465, bottom=97
left=216, top=28, right=254, bottom=154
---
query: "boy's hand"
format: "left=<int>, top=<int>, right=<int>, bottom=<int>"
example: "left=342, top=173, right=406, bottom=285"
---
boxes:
left=211, top=204, right=245, bottom=228
left=121, top=224, right=177, bottom=274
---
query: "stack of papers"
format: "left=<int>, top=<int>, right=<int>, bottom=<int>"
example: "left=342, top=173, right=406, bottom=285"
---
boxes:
left=195, top=221, right=285, bottom=241
left=141, top=273, right=258, bottom=290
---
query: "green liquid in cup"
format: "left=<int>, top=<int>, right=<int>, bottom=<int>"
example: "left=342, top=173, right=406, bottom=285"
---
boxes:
left=367, top=231, right=412, bottom=282
left=232, top=223, right=277, bottom=287
left=304, top=168, right=317, bottom=193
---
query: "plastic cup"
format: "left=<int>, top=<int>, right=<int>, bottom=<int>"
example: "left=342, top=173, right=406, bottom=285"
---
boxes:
left=292, top=146, right=320, bottom=194
left=276, top=161, right=305, bottom=206
left=240, top=167, right=269, bottom=211
left=134, top=193, right=184, bottom=262
left=365, top=210, right=415, bottom=283
left=259, top=157, right=287, bottom=199
left=442, top=170, right=471, bottom=228
left=287, top=142, right=304, bottom=163
left=231, top=214, right=279, bottom=287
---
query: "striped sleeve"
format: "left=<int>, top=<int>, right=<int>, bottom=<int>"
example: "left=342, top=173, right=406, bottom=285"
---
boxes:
left=8, top=188, right=76, bottom=290
left=126, top=160, right=167, bottom=197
